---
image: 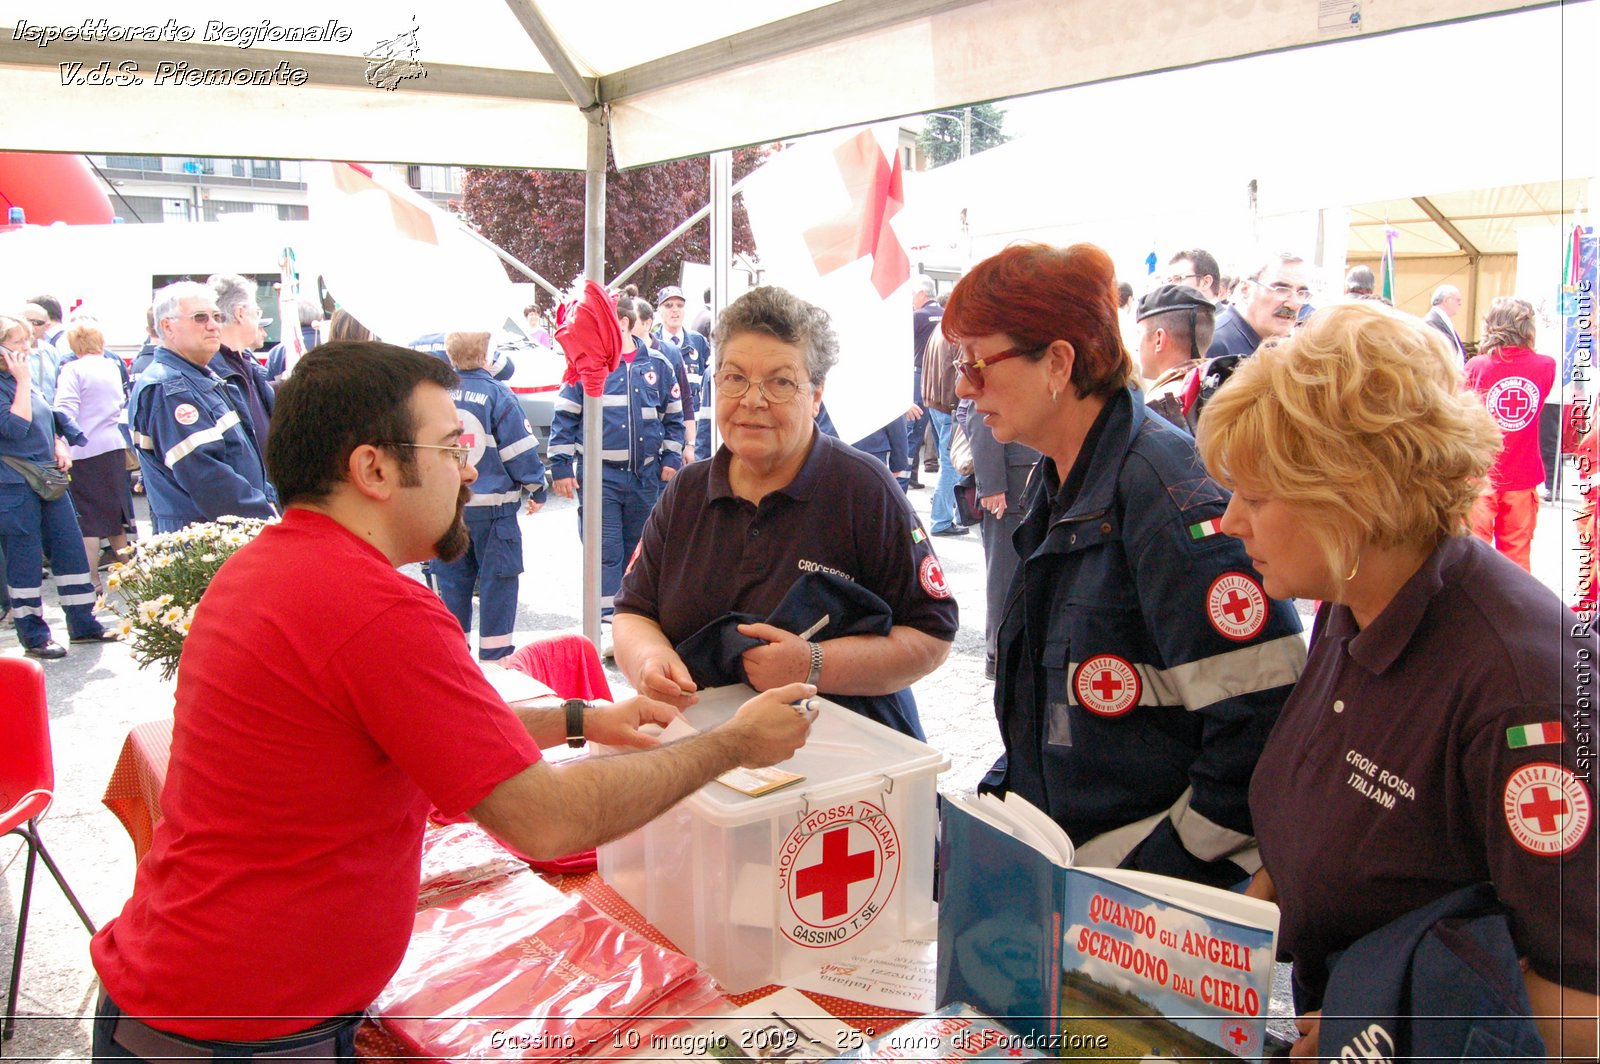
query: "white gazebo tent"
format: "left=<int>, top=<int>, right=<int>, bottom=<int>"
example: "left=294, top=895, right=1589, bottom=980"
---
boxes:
left=0, top=0, right=1571, bottom=637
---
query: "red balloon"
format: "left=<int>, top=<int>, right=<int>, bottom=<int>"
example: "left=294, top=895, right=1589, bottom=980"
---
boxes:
left=0, top=152, right=115, bottom=225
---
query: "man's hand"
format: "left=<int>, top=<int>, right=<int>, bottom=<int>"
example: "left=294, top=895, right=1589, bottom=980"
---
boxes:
left=737, top=622, right=811, bottom=691
left=635, top=651, right=699, bottom=711
left=725, top=682, right=817, bottom=768
left=551, top=476, right=578, bottom=499
left=660, top=464, right=678, bottom=483
left=525, top=497, right=544, bottom=515
left=906, top=403, right=925, bottom=421
left=1290, top=1011, right=1320, bottom=1059
left=980, top=491, right=1007, bottom=518
left=584, top=695, right=681, bottom=749
left=54, top=436, right=73, bottom=472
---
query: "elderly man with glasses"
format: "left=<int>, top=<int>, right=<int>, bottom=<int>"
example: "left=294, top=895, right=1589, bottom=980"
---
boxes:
left=127, top=281, right=277, bottom=533
left=20, top=301, right=63, bottom=406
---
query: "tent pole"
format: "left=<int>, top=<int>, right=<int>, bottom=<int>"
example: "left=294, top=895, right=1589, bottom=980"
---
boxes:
left=608, top=169, right=759, bottom=290
left=709, top=151, right=733, bottom=456
left=581, top=109, right=609, bottom=647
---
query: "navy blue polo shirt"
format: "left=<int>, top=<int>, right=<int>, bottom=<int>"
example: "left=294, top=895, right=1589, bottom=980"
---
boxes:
left=615, top=431, right=959, bottom=654
left=1250, top=534, right=1598, bottom=1007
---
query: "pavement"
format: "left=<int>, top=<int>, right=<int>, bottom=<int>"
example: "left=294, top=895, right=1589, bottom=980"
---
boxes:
left=2, top=465, right=1590, bottom=1059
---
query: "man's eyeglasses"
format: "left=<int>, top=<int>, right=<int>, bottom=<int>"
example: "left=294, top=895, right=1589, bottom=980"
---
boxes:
left=952, top=345, right=1040, bottom=388
left=382, top=437, right=475, bottom=468
left=175, top=311, right=228, bottom=325
left=26, top=318, right=47, bottom=327
left=713, top=370, right=808, bottom=404
left=1167, top=273, right=1199, bottom=286
left=1252, top=280, right=1313, bottom=303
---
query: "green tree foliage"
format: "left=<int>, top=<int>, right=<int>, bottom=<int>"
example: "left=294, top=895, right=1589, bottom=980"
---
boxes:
left=917, top=104, right=1009, bottom=168
left=460, top=145, right=767, bottom=301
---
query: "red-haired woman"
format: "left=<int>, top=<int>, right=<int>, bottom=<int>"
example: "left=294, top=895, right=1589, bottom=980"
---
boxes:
left=943, top=243, right=1306, bottom=888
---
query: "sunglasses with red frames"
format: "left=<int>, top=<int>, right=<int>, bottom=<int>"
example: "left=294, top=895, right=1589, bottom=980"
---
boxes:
left=952, top=344, right=1044, bottom=388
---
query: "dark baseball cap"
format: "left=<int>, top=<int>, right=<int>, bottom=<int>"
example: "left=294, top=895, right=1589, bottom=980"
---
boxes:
left=1135, top=283, right=1214, bottom=322
left=656, top=285, right=686, bottom=304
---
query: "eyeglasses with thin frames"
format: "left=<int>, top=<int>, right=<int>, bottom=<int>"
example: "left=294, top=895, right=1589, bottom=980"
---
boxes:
left=26, top=318, right=47, bottom=327
left=1252, top=279, right=1313, bottom=303
left=382, top=437, right=475, bottom=468
left=1168, top=273, right=1199, bottom=286
left=172, top=311, right=227, bottom=325
left=952, top=344, right=1043, bottom=388
left=713, top=370, right=809, bottom=404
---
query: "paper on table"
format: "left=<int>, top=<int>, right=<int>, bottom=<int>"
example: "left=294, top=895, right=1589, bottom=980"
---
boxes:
left=784, top=937, right=937, bottom=1012
left=479, top=662, right=556, bottom=705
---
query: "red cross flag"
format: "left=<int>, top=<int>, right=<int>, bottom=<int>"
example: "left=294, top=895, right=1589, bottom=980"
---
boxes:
left=741, top=125, right=913, bottom=444
left=303, top=161, right=519, bottom=344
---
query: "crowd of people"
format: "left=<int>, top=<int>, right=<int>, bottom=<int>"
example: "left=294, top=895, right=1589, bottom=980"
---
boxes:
left=5, top=240, right=1594, bottom=1060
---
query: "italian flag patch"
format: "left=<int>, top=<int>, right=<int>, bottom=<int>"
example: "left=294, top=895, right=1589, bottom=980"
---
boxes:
left=1506, top=722, right=1564, bottom=749
left=911, top=529, right=926, bottom=544
left=1188, top=518, right=1223, bottom=540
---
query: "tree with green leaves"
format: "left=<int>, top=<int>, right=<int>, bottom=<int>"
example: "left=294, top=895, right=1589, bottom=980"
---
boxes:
left=460, top=145, right=767, bottom=301
left=917, top=104, right=1009, bottom=168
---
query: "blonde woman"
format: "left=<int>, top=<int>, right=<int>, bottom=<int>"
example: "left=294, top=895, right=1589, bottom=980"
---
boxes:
left=0, top=312, right=115, bottom=657
left=53, top=317, right=134, bottom=589
left=1198, top=302, right=1596, bottom=1059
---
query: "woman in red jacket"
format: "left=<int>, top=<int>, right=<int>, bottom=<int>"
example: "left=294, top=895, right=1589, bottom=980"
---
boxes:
left=1465, top=296, right=1556, bottom=570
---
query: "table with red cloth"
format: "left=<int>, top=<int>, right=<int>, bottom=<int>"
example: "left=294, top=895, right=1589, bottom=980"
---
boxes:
left=100, top=717, right=174, bottom=862
left=100, top=719, right=914, bottom=1058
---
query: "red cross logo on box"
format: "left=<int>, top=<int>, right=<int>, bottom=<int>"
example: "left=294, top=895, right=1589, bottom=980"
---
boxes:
left=1503, top=762, right=1591, bottom=856
left=1206, top=572, right=1268, bottom=641
left=780, top=802, right=901, bottom=948
left=1073, top=654, right=1141, bottom=717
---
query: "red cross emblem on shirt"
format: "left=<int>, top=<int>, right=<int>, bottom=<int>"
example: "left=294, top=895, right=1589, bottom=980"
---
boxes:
left=1496, top=389, right=1531, bottom=422
left=1074, top=654, right=1141, bottom=716
left=1520, top=785, right=1570, bottom=833
left=795, top=827, right=876, bottom=921
left=1219, top=590, right=1253, bottom=624
left=802, top=130, right=910, bottom=299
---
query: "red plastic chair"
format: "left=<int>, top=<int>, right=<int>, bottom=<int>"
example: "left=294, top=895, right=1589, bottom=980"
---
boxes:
left=1, top=657, right=96, bottom=1041
left=503, top=633, right=613, bottom=702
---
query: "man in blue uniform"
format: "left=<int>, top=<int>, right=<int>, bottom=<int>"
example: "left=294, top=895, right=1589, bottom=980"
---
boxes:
left=129, top=282, right=277, bottom=534
left=654, top=286, right=712, bottom=461
left=429, top=332, right=548, bottom=661
left=548, top=298, right=685, bottom=620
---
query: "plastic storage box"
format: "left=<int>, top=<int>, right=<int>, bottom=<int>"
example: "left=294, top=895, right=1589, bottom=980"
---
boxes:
left=597, top=685, right=948, bottom=992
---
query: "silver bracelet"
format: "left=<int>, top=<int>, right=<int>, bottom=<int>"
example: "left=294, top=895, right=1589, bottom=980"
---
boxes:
left=805, top=640, right=823, bottom=687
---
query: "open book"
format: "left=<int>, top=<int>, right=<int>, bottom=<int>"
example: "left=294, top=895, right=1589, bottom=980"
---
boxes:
left=937, top=792, right=1279, bottom=1059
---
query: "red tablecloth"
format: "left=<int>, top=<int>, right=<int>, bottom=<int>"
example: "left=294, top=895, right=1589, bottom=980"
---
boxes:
left=99, top=720, right=915, bottom=1058
left=100, top=718, right=174, bottom=862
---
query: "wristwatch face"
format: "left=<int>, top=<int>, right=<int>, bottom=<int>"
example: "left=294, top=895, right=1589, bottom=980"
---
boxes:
left=564, top=699, right=586, bottom=747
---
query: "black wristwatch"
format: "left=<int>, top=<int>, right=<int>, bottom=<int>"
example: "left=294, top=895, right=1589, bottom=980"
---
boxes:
left=562, top=698, right=588, bottom=748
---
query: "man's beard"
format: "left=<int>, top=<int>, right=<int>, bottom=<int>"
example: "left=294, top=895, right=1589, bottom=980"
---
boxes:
left=433, top=486, right=472, bottom=562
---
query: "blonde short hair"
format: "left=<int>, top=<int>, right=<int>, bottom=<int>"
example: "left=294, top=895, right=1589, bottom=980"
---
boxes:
left=67, top=317, right=105, bottom=355
left=1197, top=302, right=1501, bottom=582
left=444, top=331, right=491, bottom=370
left=0, top=314, right=26, bottom=346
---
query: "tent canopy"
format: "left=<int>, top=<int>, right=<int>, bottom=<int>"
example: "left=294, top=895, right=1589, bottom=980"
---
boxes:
left=0, top=0, right=1557, bottom=169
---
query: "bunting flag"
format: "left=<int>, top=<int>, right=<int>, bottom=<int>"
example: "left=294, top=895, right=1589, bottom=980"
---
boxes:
left=303, top=161, right=519, bottom=344
left=1380, top=224, right=1398, bottom=304
left=740, top=125, right=912, bottom=444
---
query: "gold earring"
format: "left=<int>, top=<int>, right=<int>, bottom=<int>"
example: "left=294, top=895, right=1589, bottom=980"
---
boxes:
left=1345, top=556, right=1360, bottom=581
left=1050, top=388, right=1060, bottom=402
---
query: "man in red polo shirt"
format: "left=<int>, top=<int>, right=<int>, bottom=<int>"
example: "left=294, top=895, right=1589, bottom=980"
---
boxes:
left=90, top=341, right=815, bottom=1061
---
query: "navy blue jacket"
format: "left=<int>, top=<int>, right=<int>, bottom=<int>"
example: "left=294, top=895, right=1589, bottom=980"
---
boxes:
left=1317, top=883, right=1545, bottom=1062
left=128, top=348, right=276, bottom=532
left=548, top=338, right=685, bottom=479
left=984, top=388, right=1305, bottom=887
left=449, top=367, right=547, bottom=521
left=0, top=377, right=85, bottom=483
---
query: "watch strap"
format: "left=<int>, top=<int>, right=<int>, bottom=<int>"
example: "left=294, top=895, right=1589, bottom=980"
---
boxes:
left=563, top=698, right=588, bottom=748
left=805, top=641, right=823, bottom=687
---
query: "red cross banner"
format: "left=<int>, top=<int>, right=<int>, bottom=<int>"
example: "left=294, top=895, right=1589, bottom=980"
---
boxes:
left=304, top=161, right=520, bottom=344
left=741, top=125, right=913, bottom=444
